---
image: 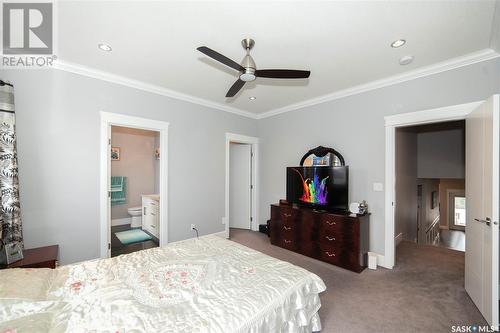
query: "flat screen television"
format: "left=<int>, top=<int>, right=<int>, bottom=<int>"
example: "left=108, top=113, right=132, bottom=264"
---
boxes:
left=286, top=166, right=349, bottom=212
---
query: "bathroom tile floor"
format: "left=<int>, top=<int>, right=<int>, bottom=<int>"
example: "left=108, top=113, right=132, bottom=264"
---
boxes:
left=111, top=224, right=159, bottom=257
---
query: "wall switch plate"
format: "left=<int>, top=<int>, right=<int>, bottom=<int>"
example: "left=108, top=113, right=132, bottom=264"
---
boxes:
left=190, top=224, right=196, bottom=230
left=373, top=183, right=384, bottom=192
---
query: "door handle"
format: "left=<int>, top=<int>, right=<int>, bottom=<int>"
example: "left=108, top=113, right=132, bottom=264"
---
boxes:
left=474, top=217, right=496, bottom=226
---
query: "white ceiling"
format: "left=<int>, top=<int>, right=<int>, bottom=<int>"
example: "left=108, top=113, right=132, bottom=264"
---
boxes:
left=56, top=1, right=500, bottom=117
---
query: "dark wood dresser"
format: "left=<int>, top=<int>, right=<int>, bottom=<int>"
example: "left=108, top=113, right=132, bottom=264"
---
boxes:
left=1, top=245, right=59, bottom=269
left=269, top=203, right=369, bottom=273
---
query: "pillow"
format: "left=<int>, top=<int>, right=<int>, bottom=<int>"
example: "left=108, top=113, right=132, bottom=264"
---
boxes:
left=0, top=268, right=55, bottom=301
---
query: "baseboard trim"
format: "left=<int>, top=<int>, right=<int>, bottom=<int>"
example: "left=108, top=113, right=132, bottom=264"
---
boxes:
left=111, top=217, right=131, bottom=226
left=395, top=232, right=403, bottom=246
left=213, top=231, right=227, bottom=238
left=375, top=254, right=393, bottom=269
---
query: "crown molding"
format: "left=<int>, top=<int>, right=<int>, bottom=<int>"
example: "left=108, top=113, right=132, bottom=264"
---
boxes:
left=53, top=60, right=258, bottom=119
left=53, top=49, right=499, bottom=121
left=256, top=48, right=500, bottom=119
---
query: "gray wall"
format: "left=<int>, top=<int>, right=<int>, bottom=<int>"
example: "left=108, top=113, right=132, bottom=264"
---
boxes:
left=417, top=128, right=465, bottom=179
left=2, top=69, right=257, bottom=264
left=395, top=128, right=417, bottom=242
left=3, top=57, right=500, bottom=263
left=257, top=58, right=500, bottom=255
left=111, top=127, right=158, bottom=220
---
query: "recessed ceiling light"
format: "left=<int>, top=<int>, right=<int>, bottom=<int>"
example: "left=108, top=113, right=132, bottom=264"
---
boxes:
left=399, top=55, right=414, bottom=65
left=98, top=43, right=112, bottom=52
left=391, top=39, right=406, bottom=48
left=249, top=96, right=256, bottom=100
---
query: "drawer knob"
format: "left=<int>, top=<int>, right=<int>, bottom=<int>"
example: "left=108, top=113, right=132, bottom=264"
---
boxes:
left=325, top=236, right=336, bottom=241
left=325, top=251, right=335, bottom=257
left=284, top=213, right=292, bottom=217
left=325, top=221, right=336, bottom=226
left=283, top=226, right=292, bottom=230
left=284, top=239, right=292, bottom=244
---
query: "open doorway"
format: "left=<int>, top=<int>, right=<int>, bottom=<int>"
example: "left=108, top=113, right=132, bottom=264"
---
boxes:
left=100, top=112, right=169, bottom=259
left=395, top=120, right=465, bottom=252
left=385, top=98, right=499, bottom=327
left=110, top=126, right=160, bottom=257
left=224, top=133, right=259, bottom=238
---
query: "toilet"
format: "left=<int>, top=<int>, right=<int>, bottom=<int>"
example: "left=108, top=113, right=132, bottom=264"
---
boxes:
left=127, top=206, right=142, bottom=228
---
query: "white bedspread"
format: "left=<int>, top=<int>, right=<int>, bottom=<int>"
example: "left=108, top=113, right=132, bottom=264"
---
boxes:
left=0, top=235, right=326, bottom=333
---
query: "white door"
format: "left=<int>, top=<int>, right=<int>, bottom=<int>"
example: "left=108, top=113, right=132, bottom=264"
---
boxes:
left=107, top=125, right=112, bottom=258
left=465, top=95, right=499, bottom=328
left=229, top=143, right=252, bottom=229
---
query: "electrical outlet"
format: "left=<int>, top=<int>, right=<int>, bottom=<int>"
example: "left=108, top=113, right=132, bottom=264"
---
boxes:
left=191, top=224, right=196, bottom=230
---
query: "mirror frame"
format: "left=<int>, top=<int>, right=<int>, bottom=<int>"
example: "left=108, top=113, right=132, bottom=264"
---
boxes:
left=299, top=145, right=345, bottom=166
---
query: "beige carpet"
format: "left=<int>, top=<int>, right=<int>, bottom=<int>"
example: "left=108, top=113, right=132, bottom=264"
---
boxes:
left=229, top=228, right=486, bottom=333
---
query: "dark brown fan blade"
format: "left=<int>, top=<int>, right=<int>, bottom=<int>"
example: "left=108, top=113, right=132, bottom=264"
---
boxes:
left=197, top=46, right=244, bottom=72
left=226, top=79, right=245, bottom=97
left=255, top=69, right=310, bottom=79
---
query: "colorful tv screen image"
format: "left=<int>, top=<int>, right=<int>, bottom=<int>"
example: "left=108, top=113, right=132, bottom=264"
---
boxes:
left=286, top=166, right=348, bottom=211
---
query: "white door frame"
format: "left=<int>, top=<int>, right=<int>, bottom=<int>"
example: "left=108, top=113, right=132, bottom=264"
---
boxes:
left=100, top=111, right=169, bottom=258
left=225, top=133, right=259, bottom=238
left=383, top=101, right=481, bottom=269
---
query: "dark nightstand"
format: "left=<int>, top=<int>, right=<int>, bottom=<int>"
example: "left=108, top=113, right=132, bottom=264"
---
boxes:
left=1, top=245, right=59, bottom=269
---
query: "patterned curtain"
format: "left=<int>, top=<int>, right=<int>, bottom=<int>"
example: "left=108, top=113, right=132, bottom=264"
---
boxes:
left=0, top=80, right=22, bottom=247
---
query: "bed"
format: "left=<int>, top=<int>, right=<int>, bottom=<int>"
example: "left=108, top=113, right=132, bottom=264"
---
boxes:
left=0, top=235, right=326, bottom=332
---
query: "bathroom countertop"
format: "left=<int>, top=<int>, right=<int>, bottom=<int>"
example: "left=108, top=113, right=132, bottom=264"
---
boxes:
left=142, top=194, right=159, bottom=201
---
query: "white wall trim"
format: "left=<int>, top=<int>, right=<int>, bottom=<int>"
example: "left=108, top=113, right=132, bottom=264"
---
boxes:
left=257, top=49, right=499, bottom=119
left=225, top=133, right=260, bottom=238
left=56, top=60, right=257, bottom=120
left=111, top=217, right=131, bottom=227
left=384, top=101, right=483, bottom=127
left=54, top=50, right=498, bottom=122
left=384, top=101, right=481, bottom=269
left=100, top=111, right=169, bottom=258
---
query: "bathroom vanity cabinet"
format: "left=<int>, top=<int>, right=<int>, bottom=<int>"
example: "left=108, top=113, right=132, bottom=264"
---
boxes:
left=142, top=195, right=159, bottom=238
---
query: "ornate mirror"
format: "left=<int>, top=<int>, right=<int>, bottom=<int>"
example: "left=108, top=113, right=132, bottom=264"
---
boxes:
left=300, top=146, right=345, bottom=167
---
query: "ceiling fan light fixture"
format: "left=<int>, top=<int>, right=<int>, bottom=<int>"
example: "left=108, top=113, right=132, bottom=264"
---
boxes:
left=196, top=38, right=311, bottom=98
left=240, top=73, right=256, bottom=82
left=391, top=39, right=406, bottom=48
left=240, top=68, right=256, bottom=82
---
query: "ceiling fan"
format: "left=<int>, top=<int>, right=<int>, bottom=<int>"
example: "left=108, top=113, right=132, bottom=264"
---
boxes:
left=197, top=38, right=310, bottom=98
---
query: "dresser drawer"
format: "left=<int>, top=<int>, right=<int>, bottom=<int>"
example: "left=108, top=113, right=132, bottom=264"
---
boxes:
left=280, top=206, right=298, bottom=223
left=320, top=214, right=343, bottom=231
left=281, top=224, right=295, bottom=238
left=318, top=224, right=355, bottom=246
left=318, top=243, right=359, bottom=268
left=281, top=237, right=297, bottom=251
left=318, top=243, right=340, bottom=265
left=317, top=229, right=341, bottom=246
